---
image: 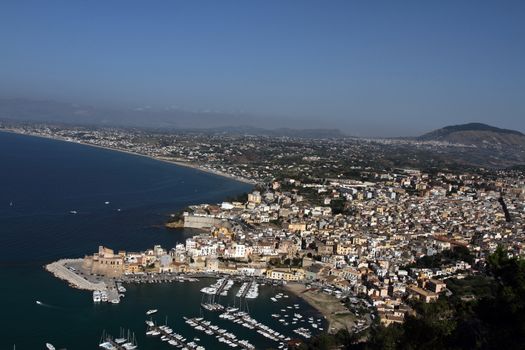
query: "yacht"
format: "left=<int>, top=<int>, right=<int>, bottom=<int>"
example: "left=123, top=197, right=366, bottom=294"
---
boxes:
left=146, top=309, right=158, bottom=315
left=93, top=290, right=102, bottom=302
left=99, top=342, right=116, bottom=350
left=45, top=344, right=56, bottom=350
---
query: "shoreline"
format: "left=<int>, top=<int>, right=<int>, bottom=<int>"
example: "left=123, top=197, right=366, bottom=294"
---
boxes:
left=0, top=128, right=257, bottom=185
left=45, top=259, right=107, bottom=291
left=285, top=282, right=356, bottom=334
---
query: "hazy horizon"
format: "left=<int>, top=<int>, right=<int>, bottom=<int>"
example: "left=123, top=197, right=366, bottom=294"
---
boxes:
left=1, top=1, right=524, bottom=136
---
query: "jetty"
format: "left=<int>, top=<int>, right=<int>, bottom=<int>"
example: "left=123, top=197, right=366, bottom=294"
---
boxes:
left=46, top=259, right=107, bottom=291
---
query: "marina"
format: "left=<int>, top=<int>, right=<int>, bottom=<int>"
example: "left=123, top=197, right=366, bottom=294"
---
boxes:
left=218, top=310, right=291, bottom=348
left=99, top=329, right=139, bottom=350
left=145, top=321, right=205, bottom=350
left=235, top=281, right=259, bottom=299
left=185, top=317, right=255, bottom=349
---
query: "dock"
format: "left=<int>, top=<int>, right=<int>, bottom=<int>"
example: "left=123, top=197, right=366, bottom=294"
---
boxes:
left=46, top=259, right=107, bottom=291
left=121, top=273, right=199, bottom=284
left=185, top=317, right=255, bottom=349
left=99, top=329, right=138, bottom=350
left=145, top=321, right=204, bottom=350
left=219, top=311, right=290, bottom=343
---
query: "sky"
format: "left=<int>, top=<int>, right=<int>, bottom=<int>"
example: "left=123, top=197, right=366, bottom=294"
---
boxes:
left=0, top=0, right=524, bottom=136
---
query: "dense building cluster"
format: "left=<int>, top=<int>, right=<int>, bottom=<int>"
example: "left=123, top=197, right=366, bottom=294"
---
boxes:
left=3, top=121, right=524, bottom=328
left=85, top=169, right=524, bottom=327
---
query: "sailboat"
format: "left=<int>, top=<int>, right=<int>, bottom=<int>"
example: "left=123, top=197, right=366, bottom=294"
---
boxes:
left=114, top=327, right=127, bottom=344
left=121, top=329, right=138, bottom=350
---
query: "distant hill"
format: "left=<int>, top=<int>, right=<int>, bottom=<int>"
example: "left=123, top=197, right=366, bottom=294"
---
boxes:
left=418, top=123, right=525, bottom=146
left=0, top=98, right=345, bottom=139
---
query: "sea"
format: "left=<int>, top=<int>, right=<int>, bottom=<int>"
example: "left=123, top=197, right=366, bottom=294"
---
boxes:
left=0, top=131, right=325, bottom=350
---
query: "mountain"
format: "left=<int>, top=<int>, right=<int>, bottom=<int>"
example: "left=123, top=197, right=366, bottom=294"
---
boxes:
left=0, top=98, right=344, bottom=138
left=419, top=123, right=525, bottom=146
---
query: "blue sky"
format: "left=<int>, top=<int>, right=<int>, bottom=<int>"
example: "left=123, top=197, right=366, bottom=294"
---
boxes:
left=0, top=0, right=524, bottom=136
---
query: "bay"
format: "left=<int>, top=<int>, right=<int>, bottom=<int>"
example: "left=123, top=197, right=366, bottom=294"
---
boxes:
left=0, top=131, right=324, bottom=350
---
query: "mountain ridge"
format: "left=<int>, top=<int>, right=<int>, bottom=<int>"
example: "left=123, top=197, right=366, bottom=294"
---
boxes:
left=418, top=122, right=525, bottom=146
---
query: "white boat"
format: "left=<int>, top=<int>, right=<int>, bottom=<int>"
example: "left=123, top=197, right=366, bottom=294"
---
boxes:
left=99, top=342, right=116, bottom=350
left=146, top=309, right=158, bottom=315
left=45, top=344, right=56, bottom=350
left=93, top=290, right=101, bottom=302
left=69, top=210, right=78, bottom=214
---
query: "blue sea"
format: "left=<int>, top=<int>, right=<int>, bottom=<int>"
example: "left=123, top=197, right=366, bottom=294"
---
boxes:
left=0, top=131, right=324, bottom=350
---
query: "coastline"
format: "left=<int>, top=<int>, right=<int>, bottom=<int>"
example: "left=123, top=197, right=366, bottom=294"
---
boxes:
left=285, top=282, right=356, bottom=334
left=0, top=128, right=257, bottom=185
left=45, top=259, right=107, bottom=291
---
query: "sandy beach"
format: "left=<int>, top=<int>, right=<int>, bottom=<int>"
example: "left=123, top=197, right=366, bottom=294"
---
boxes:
left=285, top=283, right=356, bottom=334
left=0, top=128, right=257, bottom=185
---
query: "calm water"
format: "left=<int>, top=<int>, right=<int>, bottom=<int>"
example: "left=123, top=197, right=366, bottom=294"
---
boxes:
left=0, top=132, right=324, bottom=350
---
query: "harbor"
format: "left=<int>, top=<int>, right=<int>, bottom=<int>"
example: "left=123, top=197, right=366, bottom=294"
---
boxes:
left=41, top=251, right=328, bottom=349
left=145, top=320, right=205, bottom=350
left=98, top=329, right=139, bottom=350
left=218, top=309, right=292, bottom=347
left=185, top=317, right=256, bottom=349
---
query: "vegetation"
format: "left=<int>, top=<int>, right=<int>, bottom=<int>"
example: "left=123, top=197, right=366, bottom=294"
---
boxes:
left=403, top=246, right=474, bottom=269
left=296, top=247, right=525, bottom=350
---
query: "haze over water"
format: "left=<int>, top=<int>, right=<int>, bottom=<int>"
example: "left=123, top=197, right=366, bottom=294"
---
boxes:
left=0, top=131, right=323, bottom=349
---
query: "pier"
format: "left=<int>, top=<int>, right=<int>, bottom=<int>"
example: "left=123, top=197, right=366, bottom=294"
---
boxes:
left=120, top=273, right=199, bottom=284
left=46, top=259, right=107, bottom=291
left=219, top=311, right=290, bottom=343
left=185, top=317, right=255, bottom=349
left=145, top=321, right=204, bottom=350
left=200, top=278, right=234, bottom=308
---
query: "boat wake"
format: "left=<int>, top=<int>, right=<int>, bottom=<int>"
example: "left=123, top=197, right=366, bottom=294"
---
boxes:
left=36, top=300, right=60, bottom=309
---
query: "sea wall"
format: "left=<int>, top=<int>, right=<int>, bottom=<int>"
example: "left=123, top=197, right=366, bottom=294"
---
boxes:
left=184, top=215, right=222, bottom=229
left=46, top=259, right=107, bottom=291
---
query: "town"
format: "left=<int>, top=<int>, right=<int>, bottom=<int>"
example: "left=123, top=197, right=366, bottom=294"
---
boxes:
left=5, top=120, right=524, bottom=341
left=81, top=167, right=524, bottom=330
